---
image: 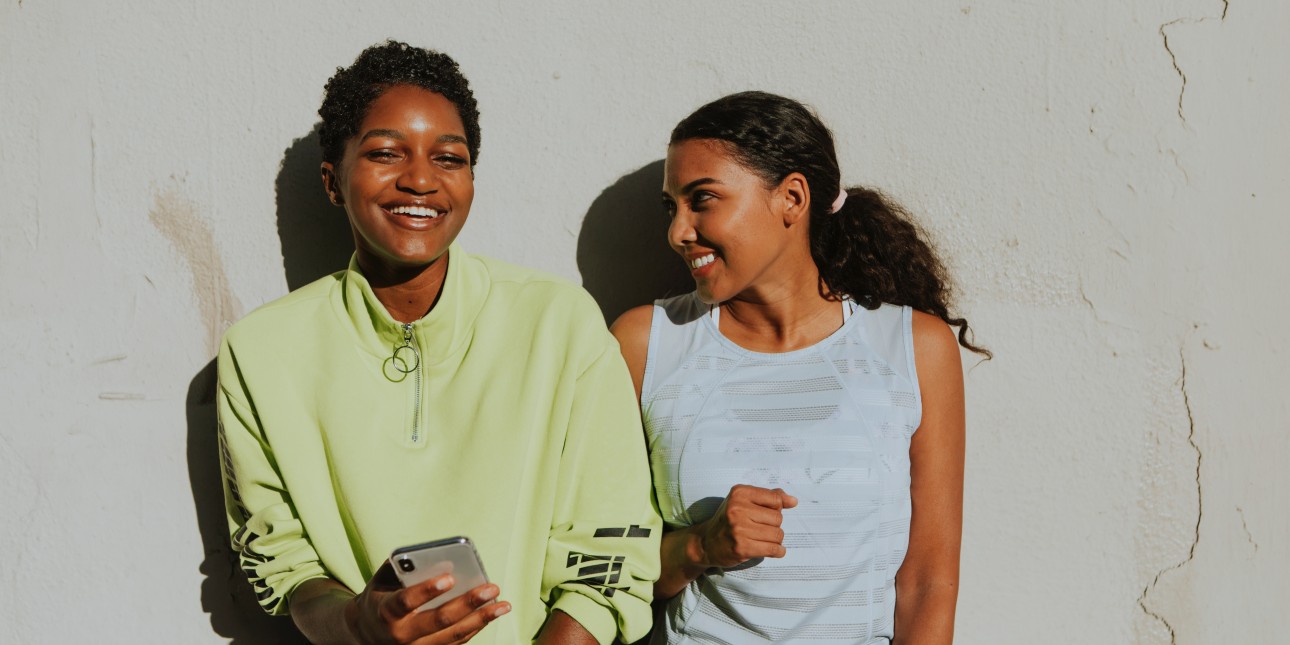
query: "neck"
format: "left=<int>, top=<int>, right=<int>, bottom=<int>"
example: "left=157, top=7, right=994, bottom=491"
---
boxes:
left=357, top=251, right=451, bottom=324
left=721, top=255, right=841, bottom=352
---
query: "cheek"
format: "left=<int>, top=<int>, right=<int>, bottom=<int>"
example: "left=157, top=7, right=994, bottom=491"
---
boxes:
left=449, top=173, right=475, bottom=199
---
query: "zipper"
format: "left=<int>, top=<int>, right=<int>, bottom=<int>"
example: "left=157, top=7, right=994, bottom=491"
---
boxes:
left=393, top=322, right=423, bottom=444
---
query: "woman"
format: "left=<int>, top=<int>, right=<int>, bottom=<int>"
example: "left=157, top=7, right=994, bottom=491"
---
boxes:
left=612, top=91, right=987, bottom=644
left=217, top=41, right=660, bottom=645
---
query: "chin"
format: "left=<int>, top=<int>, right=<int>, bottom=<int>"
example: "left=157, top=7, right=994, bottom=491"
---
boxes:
left=693, top=283, right=724, bottom=305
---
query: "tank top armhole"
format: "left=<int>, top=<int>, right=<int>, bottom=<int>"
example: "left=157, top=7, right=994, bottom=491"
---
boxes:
left=904, top=305, right=925, bottom=434
left=640, top=300, right=665, bottom=406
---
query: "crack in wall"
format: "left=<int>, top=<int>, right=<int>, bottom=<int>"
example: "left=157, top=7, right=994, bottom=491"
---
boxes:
left=1237, top=506, right=1258, bottom=552
left=1138, top=345, right=1204, bottom=644
left=1077, top=279, right=1134, bottom=331
left=1159, top=1, right=1229, bottom=125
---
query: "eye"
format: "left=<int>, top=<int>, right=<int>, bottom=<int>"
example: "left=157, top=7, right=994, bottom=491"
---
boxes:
left=365, top=149, right=400, bottom=163
left=690, top=191, right=715, bottom=211
left=661, top=198, right=677, bottom=219
left=434, top=154, right=468, bottom=170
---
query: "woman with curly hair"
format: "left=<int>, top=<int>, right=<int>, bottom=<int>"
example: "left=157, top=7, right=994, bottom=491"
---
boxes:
left=217, top=41, right=660, bottom=644
left=612, top=91, right=987, bottom=644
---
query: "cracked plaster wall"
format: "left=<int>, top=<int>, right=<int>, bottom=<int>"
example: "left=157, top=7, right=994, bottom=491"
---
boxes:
left=1, top=2, right=1285, bottom=643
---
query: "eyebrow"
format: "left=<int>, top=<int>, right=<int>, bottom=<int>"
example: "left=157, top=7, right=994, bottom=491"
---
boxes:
left=359, top=128, right=405, bottom=143
left=664, top=177, right=721, bottom=198
left=356, top=130, right=469, bottom=146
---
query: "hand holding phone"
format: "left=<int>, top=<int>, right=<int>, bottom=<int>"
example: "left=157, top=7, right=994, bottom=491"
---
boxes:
left=389, top=536, right=492, bottom=612
left=343, top=537, right=509, bottom=644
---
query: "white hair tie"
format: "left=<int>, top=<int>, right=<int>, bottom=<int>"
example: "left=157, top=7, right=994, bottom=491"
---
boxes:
left=830, top=187, right=848, bottom=214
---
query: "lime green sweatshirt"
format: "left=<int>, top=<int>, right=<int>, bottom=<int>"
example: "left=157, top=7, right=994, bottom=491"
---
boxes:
left=217, top=244, right=661, bottom=644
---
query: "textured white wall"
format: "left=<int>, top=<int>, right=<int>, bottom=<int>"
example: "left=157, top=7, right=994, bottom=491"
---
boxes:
left=1, top=1, right=1285, bottom=643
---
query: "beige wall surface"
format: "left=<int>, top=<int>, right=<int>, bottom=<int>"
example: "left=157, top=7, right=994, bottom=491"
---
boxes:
left=1, top=1, right=1285, bottom=642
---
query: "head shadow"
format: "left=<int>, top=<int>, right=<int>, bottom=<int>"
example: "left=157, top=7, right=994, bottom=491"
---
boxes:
left=184, top=129, right=354, bottom=643
left=276, top=127, right=355, bottom=291
left=577, top=160, right=694, bottom=323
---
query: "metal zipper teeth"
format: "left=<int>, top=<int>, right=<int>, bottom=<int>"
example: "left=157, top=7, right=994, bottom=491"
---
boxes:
left=402, top=322, right=423, bottom=443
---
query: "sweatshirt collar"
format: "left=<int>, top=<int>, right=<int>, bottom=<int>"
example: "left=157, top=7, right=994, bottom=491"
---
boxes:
left=337, top=243, right=488, bottom=366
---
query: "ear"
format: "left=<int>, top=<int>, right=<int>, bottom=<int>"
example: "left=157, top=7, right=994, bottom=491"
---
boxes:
left=776, top=172, right=810, bottom=226
left=320, top=162, right=344, bottom=206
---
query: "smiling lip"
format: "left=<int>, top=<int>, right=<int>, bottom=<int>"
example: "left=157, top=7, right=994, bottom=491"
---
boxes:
left=686, top=252, right=717, bottom=276
left=383, top=203, right=448, bottom=230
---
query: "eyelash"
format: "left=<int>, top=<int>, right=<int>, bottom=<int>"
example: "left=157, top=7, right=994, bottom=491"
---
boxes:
left=363, top=150, right=467, bottom=169
left=661, top=191, right=715, bottom=218
left=690, top=192, right=714, bottom=211
left=435, top=155, right=467, bottom=169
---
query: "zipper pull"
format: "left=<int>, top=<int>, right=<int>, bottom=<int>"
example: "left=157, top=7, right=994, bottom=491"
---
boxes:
left=392, top=322, right=420, bottom=374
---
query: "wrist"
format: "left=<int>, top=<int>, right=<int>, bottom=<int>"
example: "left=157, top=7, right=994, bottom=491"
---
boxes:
left=682, top=525, right=711, bottom=576
left=341, top=595, right=362, bottom=645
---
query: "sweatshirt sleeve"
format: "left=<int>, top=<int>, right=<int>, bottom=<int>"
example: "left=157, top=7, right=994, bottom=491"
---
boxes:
left=542, top=341, right=663, bottom=645
left=217, top=340, right=328, bottom=615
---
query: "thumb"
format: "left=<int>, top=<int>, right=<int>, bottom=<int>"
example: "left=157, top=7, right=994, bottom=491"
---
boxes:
left=773, top=488, right=799, bottom=509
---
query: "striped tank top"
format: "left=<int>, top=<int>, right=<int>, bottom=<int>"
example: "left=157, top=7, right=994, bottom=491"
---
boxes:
left=642, top=293, right=922, bottom=644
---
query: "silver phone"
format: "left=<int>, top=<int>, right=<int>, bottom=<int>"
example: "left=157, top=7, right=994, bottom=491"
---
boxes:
left=389, top=536, right=491, bottom=612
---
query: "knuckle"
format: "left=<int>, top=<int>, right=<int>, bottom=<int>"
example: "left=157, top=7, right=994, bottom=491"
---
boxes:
left=433, top=610, right=457, bottom=630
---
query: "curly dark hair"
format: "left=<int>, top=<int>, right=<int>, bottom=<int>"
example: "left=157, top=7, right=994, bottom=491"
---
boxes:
left=318, top=40, right=481, bottom=168
left=671, top=91, right=989, bottom=357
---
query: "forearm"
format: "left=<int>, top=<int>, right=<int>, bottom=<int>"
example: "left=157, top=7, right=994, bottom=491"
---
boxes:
left=289, top=577, right=358, bottom=645
left=892, top=581, right=958, bottom=645
left=655, top=525, right=708, bottom=600
left=535, top=609, right=598, bottom=645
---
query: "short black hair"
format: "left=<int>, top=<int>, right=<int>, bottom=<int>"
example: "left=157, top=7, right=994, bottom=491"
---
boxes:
left=318, top=40, right=481, bottom=167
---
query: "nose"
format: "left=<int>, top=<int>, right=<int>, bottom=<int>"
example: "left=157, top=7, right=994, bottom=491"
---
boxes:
left=667, top=209, right=697, bottom=252
left=396, top=155, right=438, bottom=194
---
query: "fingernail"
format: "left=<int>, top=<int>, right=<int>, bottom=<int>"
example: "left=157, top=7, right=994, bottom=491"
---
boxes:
left=435, top=575, right=453, bottom=591
left=494, top=603, right=511, bottom=617
left=477, top=585, right=499, bottom=601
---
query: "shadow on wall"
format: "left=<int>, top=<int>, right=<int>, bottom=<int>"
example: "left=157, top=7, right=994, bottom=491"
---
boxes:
left=277, top=128, right=354, bottom=290
left=185, top=129, right=353, bottom=643
left=577, top=160, right=694, bottom=323
left=187, top=361, right=309, bottom=644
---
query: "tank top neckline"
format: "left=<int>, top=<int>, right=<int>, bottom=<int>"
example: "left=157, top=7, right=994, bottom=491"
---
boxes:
left=703, top=297, right=860, bottom=359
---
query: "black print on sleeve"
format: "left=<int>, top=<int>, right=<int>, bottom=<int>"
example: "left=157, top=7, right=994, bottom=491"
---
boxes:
left=592, top=524, right=652, bottom=538
left=567, top=552, right=629, bottom=597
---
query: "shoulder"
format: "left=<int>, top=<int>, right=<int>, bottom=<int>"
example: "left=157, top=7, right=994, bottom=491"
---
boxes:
left=910, top=310, right=957, bottom=355
left=611, top=305, right=654, bottom=360
left=909, top=310, right=964, bottom=398
left=473, top=253, right=596, bottom=310
left=223, top=272, right=341, bottom=348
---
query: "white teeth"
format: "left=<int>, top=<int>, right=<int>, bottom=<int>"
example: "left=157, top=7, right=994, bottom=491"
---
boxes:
left=390, top=205, right=442, bottom=218
left=689, top=254, right=715, bottom=269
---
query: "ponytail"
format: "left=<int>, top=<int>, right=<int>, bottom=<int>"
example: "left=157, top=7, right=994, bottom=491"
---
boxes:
left=815, top=187, right=990, bottom=357
left=672, top=90, right=989, bottom=357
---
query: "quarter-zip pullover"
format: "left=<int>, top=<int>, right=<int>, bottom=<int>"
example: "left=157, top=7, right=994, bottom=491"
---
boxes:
left=217, top=244, right=661, bottom=644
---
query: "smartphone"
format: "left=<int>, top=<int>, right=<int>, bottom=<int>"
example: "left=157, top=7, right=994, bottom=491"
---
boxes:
left=389, top=536, right=491, bottom=612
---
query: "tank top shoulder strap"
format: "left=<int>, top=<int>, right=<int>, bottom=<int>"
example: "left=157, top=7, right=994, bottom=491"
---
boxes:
left=642, top=292, right=709, bottom=405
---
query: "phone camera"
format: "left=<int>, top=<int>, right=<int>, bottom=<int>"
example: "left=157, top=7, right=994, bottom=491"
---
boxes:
left=397, top=557, right=415, bottom=573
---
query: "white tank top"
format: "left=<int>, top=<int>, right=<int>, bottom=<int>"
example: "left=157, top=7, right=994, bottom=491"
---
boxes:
left=642, top=293, right=922, bottom=644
